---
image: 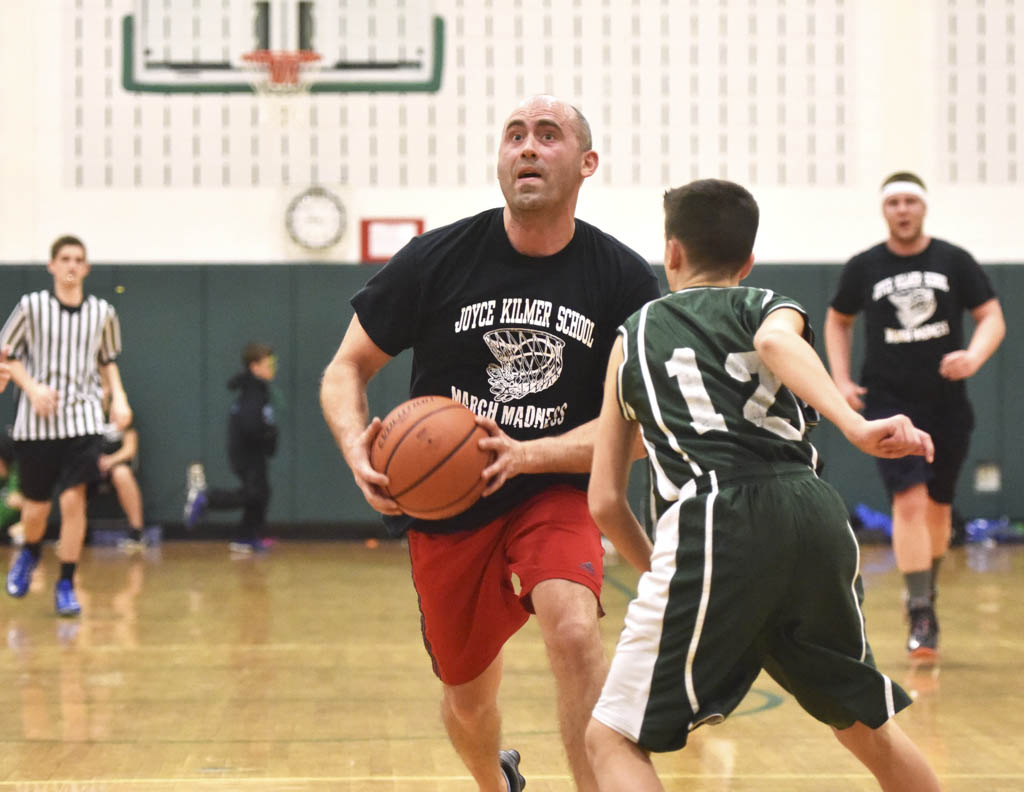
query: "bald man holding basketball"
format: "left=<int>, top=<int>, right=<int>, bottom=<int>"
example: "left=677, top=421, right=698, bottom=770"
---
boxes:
left=321, top=95, right=659, bottom=792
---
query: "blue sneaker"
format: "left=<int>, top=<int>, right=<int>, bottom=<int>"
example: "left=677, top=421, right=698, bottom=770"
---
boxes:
left=6, top=548, right=38, bottom=598
left=499, top=749, right=526, bottom=792
left=184, top=490, right=207, bottom=529
left=184, top=463, right=208, bottom=530
left=54, top=579, right=81, bottom=617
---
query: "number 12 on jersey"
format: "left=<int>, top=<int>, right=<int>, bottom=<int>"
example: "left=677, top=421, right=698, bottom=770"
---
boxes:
left=665, top=347, right=802, bottom=440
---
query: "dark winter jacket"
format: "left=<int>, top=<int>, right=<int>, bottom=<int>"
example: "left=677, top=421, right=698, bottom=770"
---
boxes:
left=226, top=370, right=278, bottom=470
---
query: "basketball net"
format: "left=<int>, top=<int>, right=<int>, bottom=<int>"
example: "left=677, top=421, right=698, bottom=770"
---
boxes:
left=243, top=50, right=322, bottom=91
left=483, top=328, right=566, bottom=402
left=243, top=50, right=321, bottom=184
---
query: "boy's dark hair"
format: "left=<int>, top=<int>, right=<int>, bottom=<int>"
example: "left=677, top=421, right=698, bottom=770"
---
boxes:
left=881, top=171, right=926, bottom=190
left=663, top=179, right=759, bottom=277
left=242, top=341, right=274, bottom=368
left=50, top=235, right=86, bottom=261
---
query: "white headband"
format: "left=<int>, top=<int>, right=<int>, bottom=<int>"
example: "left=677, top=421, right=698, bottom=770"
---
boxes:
left=881, top=181, right=927, bottom=202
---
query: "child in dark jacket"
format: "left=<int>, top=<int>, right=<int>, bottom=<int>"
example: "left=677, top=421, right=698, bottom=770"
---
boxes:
left=184, top=342, right=278, bottom=554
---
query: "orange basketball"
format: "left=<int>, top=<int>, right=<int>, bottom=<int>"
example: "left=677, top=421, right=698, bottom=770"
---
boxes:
left=369, top=396, right=494, bottom=520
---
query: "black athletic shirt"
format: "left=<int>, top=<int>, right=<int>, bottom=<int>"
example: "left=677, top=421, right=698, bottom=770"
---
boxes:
left=830, top=238, right=996, bottom=405
left=352, top=207, right=660, bottom=536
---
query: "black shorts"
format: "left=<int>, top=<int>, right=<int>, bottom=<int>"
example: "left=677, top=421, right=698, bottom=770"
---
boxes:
left=15, top=436, right=103, bottom=502
left=864, top=398, right=973, bottom=503
left=88, top=461, right=133, bottom=497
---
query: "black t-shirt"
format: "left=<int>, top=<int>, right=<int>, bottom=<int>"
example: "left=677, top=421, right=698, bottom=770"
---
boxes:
left=227, top=371, right=278, bottom=470
left=830, top=238, right=996, bottom=405
left=352, top=207, right=660, bottom=535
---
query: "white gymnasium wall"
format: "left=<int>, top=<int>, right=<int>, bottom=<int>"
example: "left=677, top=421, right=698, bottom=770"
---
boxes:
left=0, top=0, right=1021, bottom=264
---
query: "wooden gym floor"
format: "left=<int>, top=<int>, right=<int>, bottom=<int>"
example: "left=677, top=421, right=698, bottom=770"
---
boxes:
left=1, top=539, right=1022, bottom=791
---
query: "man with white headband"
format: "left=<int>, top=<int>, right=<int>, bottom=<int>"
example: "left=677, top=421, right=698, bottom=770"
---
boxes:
left=824, top=171, right=1005, bottom=661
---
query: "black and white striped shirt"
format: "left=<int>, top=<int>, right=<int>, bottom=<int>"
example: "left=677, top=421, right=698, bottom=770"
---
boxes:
left=0, top=290, right=122, bottom=441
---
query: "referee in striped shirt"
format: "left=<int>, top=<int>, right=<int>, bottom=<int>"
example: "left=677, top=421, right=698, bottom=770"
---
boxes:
left=0, top=235, right=132, bottom=617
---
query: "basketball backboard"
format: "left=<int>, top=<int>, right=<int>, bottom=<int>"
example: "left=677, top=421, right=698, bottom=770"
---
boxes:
left=122, top=0, right=444, bottom=93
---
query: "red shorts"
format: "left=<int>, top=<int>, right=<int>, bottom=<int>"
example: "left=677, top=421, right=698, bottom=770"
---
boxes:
left=407, top=485, right=605, bottom=685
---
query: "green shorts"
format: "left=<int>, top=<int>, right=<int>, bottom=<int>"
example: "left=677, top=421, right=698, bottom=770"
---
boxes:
left=593, top=462, right=911, bottom=753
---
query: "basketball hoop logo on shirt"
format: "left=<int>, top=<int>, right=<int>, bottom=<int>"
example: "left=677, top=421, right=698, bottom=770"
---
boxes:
left=885, top=288, right=950, bottom=344
left=871, top=271, right=952, bottom=345
left=483, top=328, right=565, bottom=402
left=889, top=288, right=936, bottom=329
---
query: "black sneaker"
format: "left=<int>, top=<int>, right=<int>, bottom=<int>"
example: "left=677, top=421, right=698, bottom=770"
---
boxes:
left=907, top=605, right=939, bottom=660
left=499, top=749, right=526, bottom=792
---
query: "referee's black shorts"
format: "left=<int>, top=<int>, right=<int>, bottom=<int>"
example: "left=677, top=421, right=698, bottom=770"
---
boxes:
left=864, top=396, right=973, bottom=504
left=14, top=436, right=103, bottom=502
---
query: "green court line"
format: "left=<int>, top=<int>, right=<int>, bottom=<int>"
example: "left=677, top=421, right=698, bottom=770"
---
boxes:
left=602, top=567, right=638, bottom=600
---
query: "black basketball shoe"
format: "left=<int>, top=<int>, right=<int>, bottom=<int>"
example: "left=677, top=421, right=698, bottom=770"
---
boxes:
left=907, top=605, right=939, bottom=660
left=499, top=749, right=526, bottom=792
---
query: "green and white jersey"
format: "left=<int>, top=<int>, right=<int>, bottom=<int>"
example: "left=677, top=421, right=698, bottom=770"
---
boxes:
left=618, top=286, right=819, bottom=505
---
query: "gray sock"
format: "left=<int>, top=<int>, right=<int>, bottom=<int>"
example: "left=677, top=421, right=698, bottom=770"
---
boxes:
left=930, top=555, right=943, bottom=597
left=905, top=570, right=933, bottom=610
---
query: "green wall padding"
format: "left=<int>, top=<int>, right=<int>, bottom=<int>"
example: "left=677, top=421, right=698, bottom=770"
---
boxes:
left=0, top=262, right=1018, bottom=530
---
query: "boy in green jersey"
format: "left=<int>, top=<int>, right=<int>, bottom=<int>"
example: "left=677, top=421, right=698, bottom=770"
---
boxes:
left=585, top=179, right=941, bottom=791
